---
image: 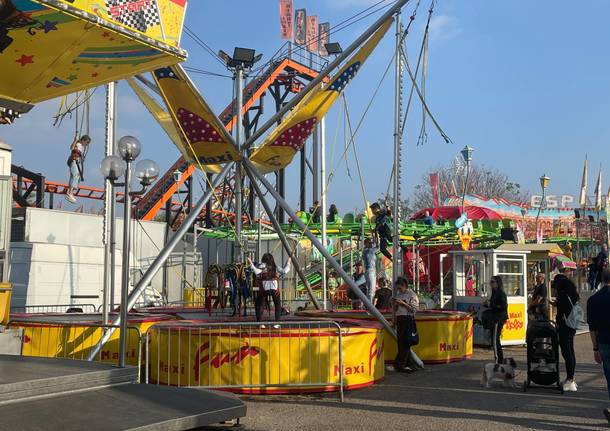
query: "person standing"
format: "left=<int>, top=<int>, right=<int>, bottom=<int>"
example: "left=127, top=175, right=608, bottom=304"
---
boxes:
left=362, top=238, right=379, bottom=302
left=374, top=277, right=392, bottom=309
left=484, top=275, right=508, bottom=364
left=587, top=268, right=610, bottom=424
left=369, top=202, right=393, bottom=261
left=595, top=244, right=609, bottom=289
left=347, top=261, right=367, bottom=310
left=529, top=273, right=548, bottom=320
left=552, top=274, right=579, bottom=391
left=248, top=254, right=290, bottom=322
left=66, top=134, right=91, bottom=203
left=327, top=204, right=339, bottom=223
left=392, top=277, right=419, bottom=372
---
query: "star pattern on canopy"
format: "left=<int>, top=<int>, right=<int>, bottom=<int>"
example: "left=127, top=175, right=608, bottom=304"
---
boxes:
left=328, top=62, right=361, bottom=92
left=177, top=107, right=225, bottom=144
left=269, top=118, right=317, bottom=151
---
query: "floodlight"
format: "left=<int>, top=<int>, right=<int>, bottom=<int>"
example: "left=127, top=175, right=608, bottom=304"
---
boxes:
left=325, top=42, right=343, bottom=55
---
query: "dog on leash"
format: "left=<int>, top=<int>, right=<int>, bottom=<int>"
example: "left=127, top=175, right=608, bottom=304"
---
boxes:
left=481, top=358, right=518, bottom=388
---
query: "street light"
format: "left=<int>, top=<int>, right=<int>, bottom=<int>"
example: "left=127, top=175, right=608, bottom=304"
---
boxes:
left=460, top=145, right=474, bottom=211
left=535, top=173, right=550, bottom=242
left=100, top=136, right=159, bottom=367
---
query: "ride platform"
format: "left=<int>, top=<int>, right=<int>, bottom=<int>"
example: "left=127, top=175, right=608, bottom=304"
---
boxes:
left=0, top=354, right=246, bottom=430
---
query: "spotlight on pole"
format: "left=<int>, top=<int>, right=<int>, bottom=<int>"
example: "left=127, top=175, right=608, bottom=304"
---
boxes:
left=219, top=47, right=262, bottom=69
left=325, top=42, right=343, bottom=55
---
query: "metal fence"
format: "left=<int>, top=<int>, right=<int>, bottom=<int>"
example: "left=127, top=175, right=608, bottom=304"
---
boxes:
left=145, top=320, right=344, bottom=400
left=18, top=322, right=143, bottom=378
left=11, top=303, right=97, bottom=314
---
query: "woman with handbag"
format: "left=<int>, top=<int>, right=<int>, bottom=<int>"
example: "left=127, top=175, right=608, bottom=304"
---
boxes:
left=392, top=277, right=419, bottom=372
left=552, top=274, right=580, bottom=392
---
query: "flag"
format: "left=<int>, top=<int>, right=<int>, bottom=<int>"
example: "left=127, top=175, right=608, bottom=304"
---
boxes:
left=279, top=0, right=293, bottom=40
left=319, top=22, right=330, bottom=56
left=595, top=166, right=602, bottom=211
left=294, top=9, right=306, bottom=45
left=250, top=18, right=393, bottom=173
left=429, top=172, right=440, bottom=207
left=579, top=156, right=587, bottom=208
left=306, top=15, right=318, bottom=52
left=153, top=65, right=239, bottom=167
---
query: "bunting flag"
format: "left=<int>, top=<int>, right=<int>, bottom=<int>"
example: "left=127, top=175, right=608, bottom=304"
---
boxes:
left=250, top=17, right=393, bottom=173
left=579, top=156, right=587, bottom=208
left=429, top=172, right=440, bottom=207
left=319, top=22, right=330, bottom=56
left=306, top=15, right=318, bottom=52
left=126, top=77, right=221, bottom=173
left=294, top=9, right=306, bottom=45
left=279, top=0, right=293, bottom=40
left=595, top=166, right=602, bottom=211
left=153, top=64, right=239, bottom=167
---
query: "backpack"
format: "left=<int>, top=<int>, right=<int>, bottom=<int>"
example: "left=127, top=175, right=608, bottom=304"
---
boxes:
left=564, top=295, right=584, bottom=330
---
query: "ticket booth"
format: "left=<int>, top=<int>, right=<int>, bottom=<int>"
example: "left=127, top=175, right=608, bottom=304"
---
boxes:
left=441, top=249, right=529, bottom=346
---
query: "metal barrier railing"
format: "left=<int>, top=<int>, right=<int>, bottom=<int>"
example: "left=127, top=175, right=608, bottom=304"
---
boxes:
left=11, top=304, right=97, bottom=314
left=145, top=320, right=344, bottom=401
left=19, top=322, right=143, bottom=379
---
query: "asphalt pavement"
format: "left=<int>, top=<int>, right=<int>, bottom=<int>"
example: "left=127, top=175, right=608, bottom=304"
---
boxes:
left=203, top=333, right=609, bottom=431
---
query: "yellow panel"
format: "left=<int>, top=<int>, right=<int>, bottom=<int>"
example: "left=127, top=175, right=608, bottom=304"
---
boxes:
left=249, top=18, right=392, bottom=174
left=153, top=64, right=239, bottom=167
left=50, top=0, right=187, bottom=49
left=0, top=0, right=186, bottom=104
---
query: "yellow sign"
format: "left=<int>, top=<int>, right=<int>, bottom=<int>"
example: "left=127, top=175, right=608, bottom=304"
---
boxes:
left=250, top=18, right=393, bottom=173
left=0, top=1, right=186, bottom=104
left=149, top=325, right=385, bottom=392
left=383, top=314, right=473, bottom=364
left=501, top=302, right=527, bottom=344
left=14, top=320, right=161, bottom=365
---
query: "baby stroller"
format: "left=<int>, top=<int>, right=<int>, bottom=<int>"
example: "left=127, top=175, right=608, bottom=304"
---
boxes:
left=523, top=319, right=563, bottom=394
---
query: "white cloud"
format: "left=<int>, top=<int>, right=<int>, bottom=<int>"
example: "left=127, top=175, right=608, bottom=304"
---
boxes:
left=429, top=14, right=462, bottom=42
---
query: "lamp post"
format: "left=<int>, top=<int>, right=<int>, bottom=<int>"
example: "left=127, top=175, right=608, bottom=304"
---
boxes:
left=460, top=145, right=474, bottom=212
left=101, top=136, right=159, bottom=367
left=535, top=174, right=550, bottom=242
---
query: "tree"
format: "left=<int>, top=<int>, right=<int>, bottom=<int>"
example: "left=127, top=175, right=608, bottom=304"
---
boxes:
left=411, top=160, right=529, bottom=212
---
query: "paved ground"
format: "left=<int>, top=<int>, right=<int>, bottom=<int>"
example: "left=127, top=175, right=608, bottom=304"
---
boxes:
left=205, top=333, right=609, bottom=431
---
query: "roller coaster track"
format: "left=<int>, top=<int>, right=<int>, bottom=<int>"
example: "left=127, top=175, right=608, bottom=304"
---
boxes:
left=133, top=51, right=323, bottom=221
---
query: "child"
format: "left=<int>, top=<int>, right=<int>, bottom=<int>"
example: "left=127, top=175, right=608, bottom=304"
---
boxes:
left=66, top=134, right=91, bottom=203
left=392, top=276, right=419, bottom=372
left=374, top=277, right=392, bottom=309
left=248, top=253, right=290, bottom=322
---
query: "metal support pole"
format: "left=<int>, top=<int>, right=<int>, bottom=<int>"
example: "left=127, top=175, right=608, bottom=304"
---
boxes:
left=118, top=159, right=132, bottom=368
left=320, top=115, right=328, bottom=310
left=244, top=159, right=396, bottom=338
left=300, top=147, right=306, bottom=211
left=244, top=168, right=320, bottom=310
left=102, top=82, right=116, bottom=325
left=312, top=128, right=319, bottom=204
left=392, top=13, right=403, bottom=283
left=234, top=66, right=244, bottom=263
left=88, top=163, right=233, bottom=361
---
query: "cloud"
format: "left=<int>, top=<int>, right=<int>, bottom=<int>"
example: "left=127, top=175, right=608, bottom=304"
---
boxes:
left=429, top=14, right=462, bottom=42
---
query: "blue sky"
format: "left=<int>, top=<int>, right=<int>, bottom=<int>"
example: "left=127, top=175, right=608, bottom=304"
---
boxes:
left=3, top=0, right=610, bottom=213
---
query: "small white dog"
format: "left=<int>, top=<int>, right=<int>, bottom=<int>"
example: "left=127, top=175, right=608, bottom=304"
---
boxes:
left=481, top=358, right=518, bottom=388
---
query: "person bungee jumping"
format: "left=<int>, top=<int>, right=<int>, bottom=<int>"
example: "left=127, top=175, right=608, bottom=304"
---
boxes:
left=369, top=202, right=393, bottom=261
left=66, top=134, right=91, bottom=203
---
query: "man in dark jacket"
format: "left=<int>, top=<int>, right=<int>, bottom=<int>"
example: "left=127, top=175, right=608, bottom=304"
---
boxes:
left=595, top=244, right=609, bottom=289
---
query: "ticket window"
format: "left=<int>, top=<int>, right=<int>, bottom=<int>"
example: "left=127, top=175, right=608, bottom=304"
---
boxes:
left=454, top=253, right=488, bottom=299
left=495, top=255, right=525, bottom=297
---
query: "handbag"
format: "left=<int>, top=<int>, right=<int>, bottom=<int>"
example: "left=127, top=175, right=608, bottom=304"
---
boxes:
left=406, top=317, right=420, bottom=346
left=564, top=296, right=584, bottom=330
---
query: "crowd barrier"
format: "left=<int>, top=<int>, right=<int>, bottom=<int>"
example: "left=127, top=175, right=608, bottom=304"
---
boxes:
left=145, top=320, right=346, bottom=400
left=11, top=304, right=98, bottom=314
left=18, top=321, right=143, bottom=375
